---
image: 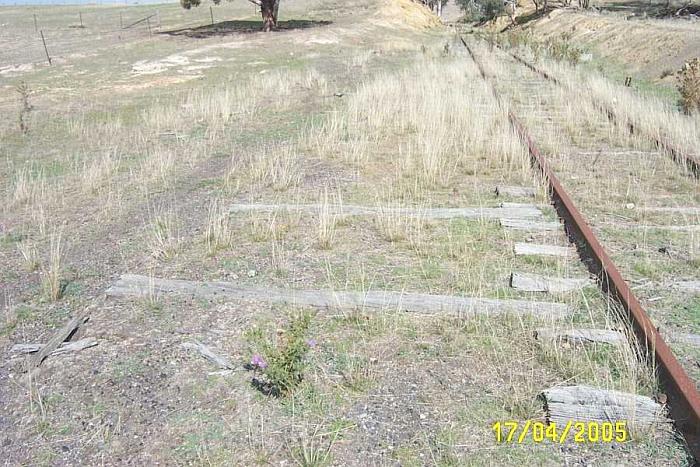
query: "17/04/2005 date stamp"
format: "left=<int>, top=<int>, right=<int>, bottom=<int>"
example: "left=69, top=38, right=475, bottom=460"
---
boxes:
left=493, top=421, right=628, bottom=444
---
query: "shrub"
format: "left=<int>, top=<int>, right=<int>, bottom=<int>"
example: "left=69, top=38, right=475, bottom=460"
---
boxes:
left=544, top=33, right=582, bottom=65
left=481, top=0, right=505, bottom=20
left=16, top=81, right=32, bottom=135
left=246, top=312, right=315, bottom=396
left=456, top=0, right=504, bottom=21
left=506, top=31, right=532, bottom=49
left=678, top=58, right=700, bottom=115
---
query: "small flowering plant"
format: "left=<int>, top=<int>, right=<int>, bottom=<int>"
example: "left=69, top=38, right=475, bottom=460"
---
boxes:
left=245, top=312, right=316, bottom=396
left=250, top=353, right=268, bottom=369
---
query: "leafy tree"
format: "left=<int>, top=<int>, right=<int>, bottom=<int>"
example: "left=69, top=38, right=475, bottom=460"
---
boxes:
left=180, top=0, right=281, bottom=32
left=456, top=0, right=505, bottom=21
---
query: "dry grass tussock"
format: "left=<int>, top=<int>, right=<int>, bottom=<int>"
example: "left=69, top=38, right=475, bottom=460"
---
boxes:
left=205, top=198, right=233, bottom=256
left=148, top=208, right=181, bottom=260
left=373, top=194, right=427, bottom=251
left=9, top=166, right=47, bottom=207
left=307, top=56, right=529, bottom=197
left=492, top=292, right=658, bottom=409
left=41, top=229, right=64, bottom=302
left=80, top=151, right=121, bottom=195
left=423, top=307, right=658, bottom=425
left=138, top=145, right=176, bottom=187
left=248, top=207, right=298, bottom=243
left=243, top=144, right=304, bottom=191
left=64, top=114, right=127, bottom=145
left=316, top=187, right=339, bottom=250
left=17, top=240, right=39, bottom=272
left=348, top=50, right=374, bottom=70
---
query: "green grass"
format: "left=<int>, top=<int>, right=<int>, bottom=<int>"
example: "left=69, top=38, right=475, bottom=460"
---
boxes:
left=170, top=413, right=230, bottom=464
left=665, top=297, right=700, bottom=334
left=110, top=352, right=148, bottom=381
left=585, top=55, right=680, bottom=107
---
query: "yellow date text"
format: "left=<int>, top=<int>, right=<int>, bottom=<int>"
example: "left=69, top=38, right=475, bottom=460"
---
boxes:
left=492, top=421, right=628, bottom=444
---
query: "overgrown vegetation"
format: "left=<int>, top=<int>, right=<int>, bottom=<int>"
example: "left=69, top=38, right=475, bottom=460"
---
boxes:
left=456, top=0, right=504, bottom=22
left=544, top=32, right=583, bottom=65
left=41, top=230, right=64, bottom=302
left=1, top=2, right=694, bottom=464
left=148, top=210, right=181, bottom=260
left=204, top=198, right=233, bottom=256
left=678, top=58, right=700, bottom=115
left=16, top=81, right=33, bottom=135
left=502, top=31, right=583, bottom=66
left=316, top=188, right=337, bottom=250
left=17, top=240, right=40, bottom=272
left=246, top=312, right=315, bottom=396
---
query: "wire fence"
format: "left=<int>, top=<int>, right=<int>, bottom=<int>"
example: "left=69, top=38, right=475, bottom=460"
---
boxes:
left=0, top=3, right=260, bottom=114
left=0, top=3, right=254, bottom=68
left=2, top=10, right=159, bottom=66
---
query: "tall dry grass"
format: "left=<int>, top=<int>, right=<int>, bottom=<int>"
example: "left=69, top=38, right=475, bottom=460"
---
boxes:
left=316, top=187, right=338, bottom=250
left=17, top=240, right=39, bottom=272
left=305, top=55, right=530, bottom=197
left=510, top=44, right=700, bottom=167
left=373, top=198, right=426, bottom=251
left=9, top=167, right=47, bottom=207
left=248, top=144, right=304, bottom=191
left=41, top=229, right=64, bottom=302
left=204, top=198, right=233, bottom=256
left=148, top=209, right=181, bottom=260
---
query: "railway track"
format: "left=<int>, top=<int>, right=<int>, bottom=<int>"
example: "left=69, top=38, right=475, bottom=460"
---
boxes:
left=499, top=44, right=700, bottom=179
left=4, top=18, right=697, bottom=461
left=459, top=35, right=700, bottom=460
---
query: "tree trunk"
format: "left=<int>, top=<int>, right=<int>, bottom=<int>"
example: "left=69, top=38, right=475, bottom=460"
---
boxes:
left=508, top=3, right=517, bottom=24
left=273, top=0, right=280, bottom=24
left=261, top=0, right=276, bottom=31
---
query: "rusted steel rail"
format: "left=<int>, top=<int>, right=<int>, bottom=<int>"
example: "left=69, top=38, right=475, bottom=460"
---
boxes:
left=460, top=36, right=700, bottom=460
left=498, top=45, right=700, bottom=178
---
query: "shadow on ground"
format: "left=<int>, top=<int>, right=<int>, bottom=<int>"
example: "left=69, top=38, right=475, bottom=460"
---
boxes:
left=495, top=8, right=548, bottom=32
left=160, top=19, right=332, bottom=38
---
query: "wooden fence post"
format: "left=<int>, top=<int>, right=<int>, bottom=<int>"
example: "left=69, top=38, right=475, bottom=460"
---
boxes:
left=40, top=30, right=51, bottom=65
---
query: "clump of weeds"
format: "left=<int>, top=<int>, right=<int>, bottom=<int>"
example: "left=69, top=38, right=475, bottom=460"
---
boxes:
left=245, top=311, right=316, bottom=397
left=17, top=81, right=33, bottom=135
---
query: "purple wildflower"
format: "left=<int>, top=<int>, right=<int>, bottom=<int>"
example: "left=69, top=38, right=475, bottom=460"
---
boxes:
left=306, top=339, right=317, bottom=349
left=251, top=354, right=268, bottom=369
